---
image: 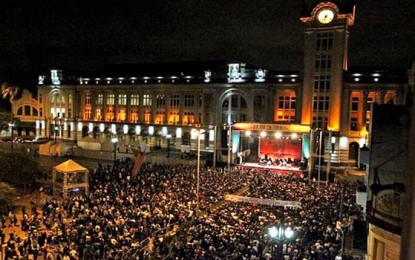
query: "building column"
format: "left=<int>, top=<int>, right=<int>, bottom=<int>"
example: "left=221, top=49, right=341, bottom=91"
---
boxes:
left=361, top=91, right=369, bottom=131
left=295, top=87, right=302, bottom=123
left=340, top=89, right=351, bottom=135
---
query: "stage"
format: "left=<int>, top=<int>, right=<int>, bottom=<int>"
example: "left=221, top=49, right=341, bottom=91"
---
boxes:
left=240, top=162, right=303, bottom=176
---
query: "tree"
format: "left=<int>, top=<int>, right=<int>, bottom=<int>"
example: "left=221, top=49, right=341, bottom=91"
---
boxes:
left=1, top=83, right=20, bottom=103
left=0, top=182, right=16, bottom=214
left=0, top=151, right=38, bottom=193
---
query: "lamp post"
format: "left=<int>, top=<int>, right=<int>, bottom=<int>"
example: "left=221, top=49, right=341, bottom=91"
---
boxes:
left=226, top=123, right=233, bottom=171
left=54, top=126, right=59, bottom=143
left=166, top=134, right=172, bottom=158
left=268, top=224, right=294, bottom=259
left=8, top=122, right=14, bottom=153
left=111, top=137, right=118, bottom=165
left=196, top=129, right=209, bottom=216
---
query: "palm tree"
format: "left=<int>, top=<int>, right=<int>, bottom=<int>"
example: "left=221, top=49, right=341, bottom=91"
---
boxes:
left=1, top=83, right=20, bottom=102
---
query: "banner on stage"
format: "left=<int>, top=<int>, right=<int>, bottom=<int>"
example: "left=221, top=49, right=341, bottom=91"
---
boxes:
left=225, top=195, right=301, bottom=208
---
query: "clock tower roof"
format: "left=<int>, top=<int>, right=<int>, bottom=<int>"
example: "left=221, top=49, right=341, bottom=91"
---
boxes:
left=301, top=0, right=356, bottom=17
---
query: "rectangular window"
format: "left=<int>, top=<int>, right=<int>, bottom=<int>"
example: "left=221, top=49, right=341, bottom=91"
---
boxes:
left=95, top=109, right=102, bottom=121
left=156, top=95, right=166, bottom=108
left=68, top=94, right=72, bottom=105
left=118, top=94, right=127, bottom=106
left=85, top=108, right=91, bottom=120
left=107, top=94, right=115, bottom=105
left=130, top=94, right=140, bottom=106
left=351, top=97, right=359, bottom=111
left=171, top=95, right=180, bottom=108
left=184, top=95, right=195, bottom=107
left=277, top=95, right=296, bottom=122
left=96, top=94, right=103, bottom=105
left=67, top=108, right=71, bottom=118
left=143, top=94, right=152, bottom=106
left=350, top=117, right=358, bottom=131
left=85, top=94, right=91, bottom=105
left=40, top=108, right=43, bottom=117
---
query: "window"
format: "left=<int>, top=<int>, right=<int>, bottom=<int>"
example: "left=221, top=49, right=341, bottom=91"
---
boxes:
left=130, top=108, right=139, bottom=122
left=313, top=95, right=330, bottom=112
left=40, top=108, right=43, bottom=117
left=85, top=108, right=91, bottom=120
left=314, top=75, right=331, bottom=93
left=68, top=94, right=72, bottom=105
left=96, top=94, right=103, bottom=105
left=118, top=94, right=127, bottom=106
left=33, top=108, right=38, bottom=116
left=24, top=105, right=31, bottom=116
left=107, top=94, right=115, bottom=105
left=277, top=96, right=296, bottom=122
left=315, top=54, right=332, bottom=69
left=130, top=94, right=139, bottom=106
left=67, top=108, right=71, bottom=118
left=184, top=95, right=194, bottom=107
left=85, top=94, right=91, bottom=105
left=106, top=107, right=114, bottom=121
left=254, top=95, right=265, bottom=108
left=143, top=94, right=152, bottom=106
left=351, top=97, right=359, bottom=111
left=316, top=32, right=333, bottom=50
left=95, top=109, right=102, bottom=121
left=17, top=107, right=23, bottom=115
left=350, top=117, right=358, bottom=131
left=171, top=95, right=180, bottom=108
left=156, top=95, right=165, bottom=108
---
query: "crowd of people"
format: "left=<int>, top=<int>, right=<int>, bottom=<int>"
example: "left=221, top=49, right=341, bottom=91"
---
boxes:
left=0, top=158, right=364, bottom=259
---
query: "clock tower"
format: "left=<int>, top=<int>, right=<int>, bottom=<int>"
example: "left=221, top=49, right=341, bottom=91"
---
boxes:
left=300, top=0, right=356, bottom=132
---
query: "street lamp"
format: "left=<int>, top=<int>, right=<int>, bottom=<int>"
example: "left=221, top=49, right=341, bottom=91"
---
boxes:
left=268, top=225, right=294, bottom=259
left=166, top=134, right=172, bottom=158
left=111, top=137, right=118, bottom=165
left=54, top=126, right=59, bottom=143
left=8, top=122, right=14, bottom=153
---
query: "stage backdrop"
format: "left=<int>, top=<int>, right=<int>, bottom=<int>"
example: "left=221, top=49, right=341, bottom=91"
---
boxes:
left=260, top=138, right=301, bottom=160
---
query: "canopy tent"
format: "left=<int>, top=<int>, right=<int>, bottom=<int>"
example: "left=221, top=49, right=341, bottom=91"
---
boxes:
left=52, top=159, right=89, bottom=197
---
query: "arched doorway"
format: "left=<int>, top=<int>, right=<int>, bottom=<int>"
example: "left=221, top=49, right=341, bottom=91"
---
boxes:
left=349, top=142, right=359, bottom=161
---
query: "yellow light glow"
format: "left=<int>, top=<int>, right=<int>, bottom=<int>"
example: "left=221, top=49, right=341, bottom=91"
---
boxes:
left=260, top=131, right=267, bottom=138
left=245, top=130, right=251, bottom=137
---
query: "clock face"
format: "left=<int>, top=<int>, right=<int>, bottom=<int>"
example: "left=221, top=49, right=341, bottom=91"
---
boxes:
left=317, top=9, right=335, bottom=24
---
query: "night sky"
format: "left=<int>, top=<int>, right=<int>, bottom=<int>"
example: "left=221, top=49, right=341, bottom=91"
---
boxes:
left=0, top=0, right=413, bottom=87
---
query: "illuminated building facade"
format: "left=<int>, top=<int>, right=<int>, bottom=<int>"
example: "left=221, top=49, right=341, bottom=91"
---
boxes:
left=13, top=1, right=410, bottom=169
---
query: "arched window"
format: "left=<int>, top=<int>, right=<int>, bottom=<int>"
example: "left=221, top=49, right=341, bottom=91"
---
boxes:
left=17, top=107, right=23, bottom=115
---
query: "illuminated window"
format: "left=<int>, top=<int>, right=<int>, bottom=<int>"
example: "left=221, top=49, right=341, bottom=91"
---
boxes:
left=277, top=96, right=296, bottom=122
left=144, top=110, right=151, bottom=123
left=156, top=95, right=166, bottom=108
left=130, top=108, right=139, bottom=122
left=85, top=107, right=91, bottom=120
left=95, top=109, right=102, bottom=121
left=106, top=107, right=114, bottom=121
left=169, top=111, right=179, bottom=125
left=107, top=94, right=115, bottom=105
left=155, top=111, right=165, bottom=124
left=96, top=94, right=103, bottom=105
left=183, top=112, right=194, bottom=125
left=170, top=95, right=180, bottom=108
left=118, top=109, right=126, bottom=121
left=312, top=116, right=328, bottom=129
left=85, top=94, right=91, bottom=105
left=130, top=94, right=139, bottom=106
left=68, top=94, right=72, bottom=104
left=184, top=95, right=195, bottom=107
left=118, top=94, right=127, bottom=106
left=143, top=94, right=152, bottom=106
